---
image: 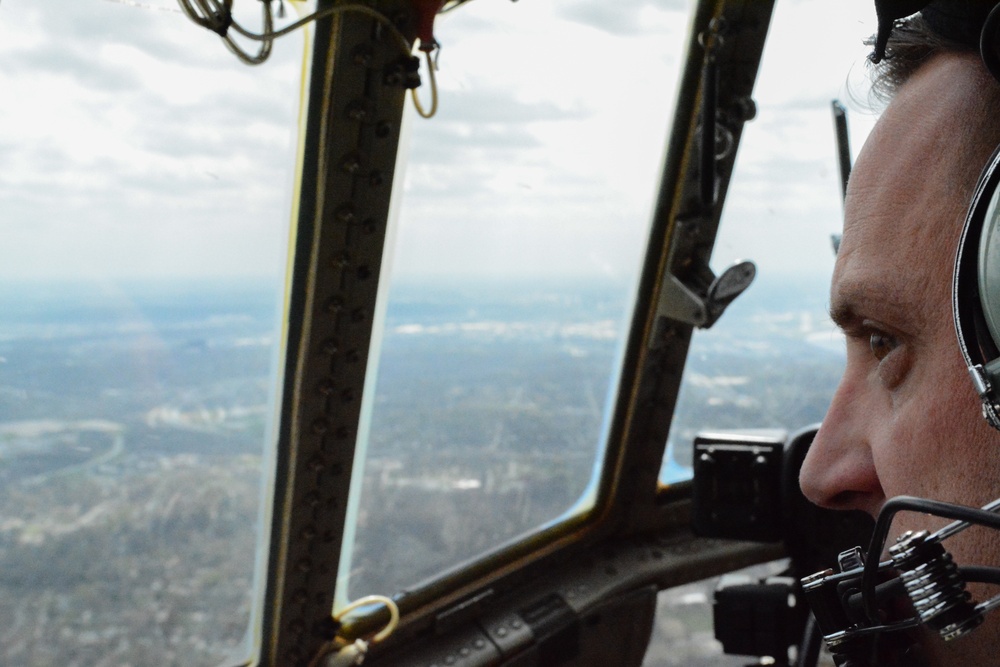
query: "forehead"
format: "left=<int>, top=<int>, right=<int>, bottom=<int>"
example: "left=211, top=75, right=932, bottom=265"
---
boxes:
left=833, top=55, right=982, bottom=323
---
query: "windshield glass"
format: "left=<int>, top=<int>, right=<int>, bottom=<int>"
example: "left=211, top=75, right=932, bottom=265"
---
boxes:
left=662, top=0, right=879, bottom=482
left=0, top=1, right=303, bottom=663
left=341, top=0, right=694, bottom=600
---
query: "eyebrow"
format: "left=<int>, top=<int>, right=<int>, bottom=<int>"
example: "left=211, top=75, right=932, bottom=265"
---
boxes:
left=827, top=278, right=925, bottom=333
left=828, top=301, right=860, bottom=332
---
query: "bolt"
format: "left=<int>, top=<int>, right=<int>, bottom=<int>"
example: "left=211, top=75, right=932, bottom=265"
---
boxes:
left=336, top=205, right=356, bottom=224
left=342, top=154, right=362, bottom=174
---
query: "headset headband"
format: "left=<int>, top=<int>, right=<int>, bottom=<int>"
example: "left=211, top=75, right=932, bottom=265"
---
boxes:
left=872, top=1, right=1000, bottom=80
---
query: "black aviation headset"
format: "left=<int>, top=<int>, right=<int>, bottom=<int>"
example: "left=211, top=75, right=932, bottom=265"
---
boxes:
left=798, top=2, right=1000, bottom=666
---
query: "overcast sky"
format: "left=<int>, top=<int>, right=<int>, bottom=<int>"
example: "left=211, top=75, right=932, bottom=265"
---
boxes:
left=0, top=0, right=879, bottom=283
left=0, top=0, right=304, bottom=281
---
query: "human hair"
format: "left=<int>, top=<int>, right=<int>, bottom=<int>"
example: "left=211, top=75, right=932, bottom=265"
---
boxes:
left=866, top=15, right=977, bottom=104
left=866, top=13, right=1000, bottom=187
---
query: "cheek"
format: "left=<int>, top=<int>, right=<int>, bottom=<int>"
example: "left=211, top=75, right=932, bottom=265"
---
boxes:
left=877, top=356, right=991, bottom=502
left=892, top=392, right=1000, bottom=508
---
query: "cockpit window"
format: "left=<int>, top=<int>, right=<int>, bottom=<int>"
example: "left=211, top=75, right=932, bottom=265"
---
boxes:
left=341, top=0, right=694, bottom=600
left=0, top=1, right=302, bottom=663
left=661, top=0, right=878, bottom=482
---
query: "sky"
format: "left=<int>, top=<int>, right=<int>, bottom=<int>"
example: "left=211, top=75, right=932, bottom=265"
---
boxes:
left=0, top=0, right=879, bottom=283
left=0, top=0, right=305, bottom=281
left=390, top=0, right=879, bottom=285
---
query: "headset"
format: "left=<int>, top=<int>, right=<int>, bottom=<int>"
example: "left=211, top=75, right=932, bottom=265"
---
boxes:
left=798, top=2, right=1000, bottom=666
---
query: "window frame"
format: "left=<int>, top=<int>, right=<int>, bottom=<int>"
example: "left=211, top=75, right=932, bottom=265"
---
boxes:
left=257, top=1, right=779, bottom=664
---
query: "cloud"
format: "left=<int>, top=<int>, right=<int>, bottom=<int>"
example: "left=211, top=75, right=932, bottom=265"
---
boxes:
left=556, top=0, right=689, bottom=35
left=437, top=88, right=585, bottom=123
left=0, top=0, right=882, bottom=285
left=0, top=0, right=303, bottom=280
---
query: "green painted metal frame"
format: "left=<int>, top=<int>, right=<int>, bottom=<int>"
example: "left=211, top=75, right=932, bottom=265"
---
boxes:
left=255, top=0, right=780, bottom=664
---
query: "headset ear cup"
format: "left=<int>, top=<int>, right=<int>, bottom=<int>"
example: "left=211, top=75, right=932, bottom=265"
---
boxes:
left=981, top=3, right=1000, bottom=83
left=955, top=145, right=1000, bottom=428
left=977, top=177, right=1000, bottom=359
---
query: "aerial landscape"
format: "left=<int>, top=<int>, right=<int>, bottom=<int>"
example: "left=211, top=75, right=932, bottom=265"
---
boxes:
left=0, top=275, right=843, bottom=665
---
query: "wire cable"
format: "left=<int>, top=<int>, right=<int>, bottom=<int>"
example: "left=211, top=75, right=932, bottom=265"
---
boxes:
left=796, top=613, right=823, bottom=667
left=178, top=0, right=412, bottom=65
left=178, top=1, right=444, bottom=117
left=411, top=46, right=439, bottom=118
left=307, top=595, right=400, bottom=667
left=861, top=496, right=1000, bottom=625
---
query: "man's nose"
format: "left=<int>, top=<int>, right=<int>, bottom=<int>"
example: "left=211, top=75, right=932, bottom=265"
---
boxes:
left=799, top=373, right=885, bottom=518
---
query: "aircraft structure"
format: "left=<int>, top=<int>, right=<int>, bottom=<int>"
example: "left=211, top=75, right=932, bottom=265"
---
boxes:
left=0, top=0, right=912, bottom=665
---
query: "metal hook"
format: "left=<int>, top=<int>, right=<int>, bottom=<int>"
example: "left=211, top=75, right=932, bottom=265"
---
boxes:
left=698, top=16, right=727, bottom=52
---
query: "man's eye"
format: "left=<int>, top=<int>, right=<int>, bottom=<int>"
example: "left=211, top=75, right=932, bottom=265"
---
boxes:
left=869, top=331, right=898, bottom=361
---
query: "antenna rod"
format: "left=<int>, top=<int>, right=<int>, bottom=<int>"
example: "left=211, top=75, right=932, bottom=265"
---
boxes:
left=832, top=99, right=851, bottom=202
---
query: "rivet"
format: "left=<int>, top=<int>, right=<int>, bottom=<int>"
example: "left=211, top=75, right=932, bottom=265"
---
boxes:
left=291, top=589, right=308, bottom=604
left=321, top=338, right=340, bottom=355
left=346, top=102, right=368, bottom=121
left=308, top=455, right=325, bottom=472
left=336, top=205, right=356, bottom=224
left=342, top=154, right=362, bottom=174
left=311, top=418, right=329, bottom=434
left=325, top=297, right=344, bottom=314
left=297, top=558, right=312, bottom=573
left=369, top=170, right=383, bottom=187
left=356, top=265, right=371, bottom=280
left=383, top=65, right=403, bottom=86
left=375, top=121, right=392, bottom=138
left=301, top=525, right=317, bottom=540
left=351, top=44, right=374, bottom=67
left=317, top=378, right=335, bottom=395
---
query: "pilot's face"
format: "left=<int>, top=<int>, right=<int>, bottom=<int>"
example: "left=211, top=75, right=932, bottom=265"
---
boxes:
left=799, top=52, right=1000, bottom=665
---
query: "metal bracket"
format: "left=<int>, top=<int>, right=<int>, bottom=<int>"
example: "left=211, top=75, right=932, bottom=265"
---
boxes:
left=654, top=259, right=756, bottom=329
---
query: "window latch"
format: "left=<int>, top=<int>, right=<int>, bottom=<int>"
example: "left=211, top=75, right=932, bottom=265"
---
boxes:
left=654, top=259, right=755, bottom=329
